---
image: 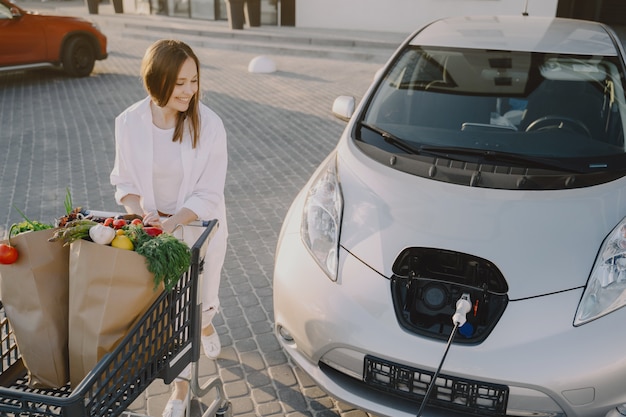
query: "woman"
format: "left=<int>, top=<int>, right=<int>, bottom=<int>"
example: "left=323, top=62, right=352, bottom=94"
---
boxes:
left=110, top=39, right=228, bottom=417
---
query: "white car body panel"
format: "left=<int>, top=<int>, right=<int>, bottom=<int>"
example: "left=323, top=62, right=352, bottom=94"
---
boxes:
left=411, top=16, right=619, bottom=56
left=273, top=14, right=626, bottom=417
left=337, top=136, right=626, bottom=300
left=274, top=229, right=626, bottom=415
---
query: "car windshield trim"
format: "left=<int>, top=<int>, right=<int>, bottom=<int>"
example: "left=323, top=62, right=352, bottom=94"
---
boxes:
left=360, top=121, right=591, bottom=173
left=418, top=145, right=587, bottom=173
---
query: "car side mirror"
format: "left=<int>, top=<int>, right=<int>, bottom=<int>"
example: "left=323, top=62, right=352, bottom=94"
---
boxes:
left=332, top=96, right=355, bottom=122
left=10, top=6, right=22, bottom=17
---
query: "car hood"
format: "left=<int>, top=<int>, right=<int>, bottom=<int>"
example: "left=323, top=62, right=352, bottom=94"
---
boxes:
left=337, top=138, right=626, bottom=300
left=25, top=9, right=93, bottom=24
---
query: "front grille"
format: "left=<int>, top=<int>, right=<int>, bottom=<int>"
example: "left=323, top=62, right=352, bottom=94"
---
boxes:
left=364, top=356, right=509, bottom=416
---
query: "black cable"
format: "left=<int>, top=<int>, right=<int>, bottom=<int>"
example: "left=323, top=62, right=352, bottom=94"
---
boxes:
left=416, top=322, right=460, bottom=417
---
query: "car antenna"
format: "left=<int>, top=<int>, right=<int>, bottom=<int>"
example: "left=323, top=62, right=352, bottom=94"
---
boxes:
left=522, top=0, right=529, bottom=16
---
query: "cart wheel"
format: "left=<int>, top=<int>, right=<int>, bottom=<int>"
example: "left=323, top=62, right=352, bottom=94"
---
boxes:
left=215, top=401, right=232, bottom=417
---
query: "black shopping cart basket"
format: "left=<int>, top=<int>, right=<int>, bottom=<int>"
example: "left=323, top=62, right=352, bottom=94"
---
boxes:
left=0, top=220, right=230, bottom=417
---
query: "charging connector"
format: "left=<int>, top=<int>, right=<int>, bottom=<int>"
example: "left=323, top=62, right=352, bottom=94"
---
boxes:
left=417, top=292, right=472, bottom=417
left=452, top=293, right=471, bottom=326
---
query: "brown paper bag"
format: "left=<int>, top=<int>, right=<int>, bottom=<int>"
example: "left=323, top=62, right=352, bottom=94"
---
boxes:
left=0, top=229, right=69, bottom=388
left=67, top=239, right=163, bottom=387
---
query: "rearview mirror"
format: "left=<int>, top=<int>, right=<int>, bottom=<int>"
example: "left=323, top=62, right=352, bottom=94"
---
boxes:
left=540, top=58, right=607, bottom=82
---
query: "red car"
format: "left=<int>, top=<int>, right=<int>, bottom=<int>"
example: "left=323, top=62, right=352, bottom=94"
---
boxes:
left=0, top=0, right=107, bottom=77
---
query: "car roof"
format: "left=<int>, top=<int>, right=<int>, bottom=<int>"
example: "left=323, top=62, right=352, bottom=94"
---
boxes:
left=410, top=15, right=619, bottom=56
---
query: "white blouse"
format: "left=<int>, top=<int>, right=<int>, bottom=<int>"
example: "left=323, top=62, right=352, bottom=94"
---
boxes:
left=152, top=125, right=183, bottom=216
left=110, top=96, right=228, bottom=235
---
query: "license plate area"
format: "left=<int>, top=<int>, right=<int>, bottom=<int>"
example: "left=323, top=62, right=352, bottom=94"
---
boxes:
left=364, top=356, right=509, bottom=416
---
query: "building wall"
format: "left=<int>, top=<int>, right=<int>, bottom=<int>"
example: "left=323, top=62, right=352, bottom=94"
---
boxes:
left=295, top=0, right=559, bottom=33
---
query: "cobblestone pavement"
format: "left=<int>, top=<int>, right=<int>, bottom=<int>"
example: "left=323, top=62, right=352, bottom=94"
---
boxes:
left=0, top=2, right=390, bottom=416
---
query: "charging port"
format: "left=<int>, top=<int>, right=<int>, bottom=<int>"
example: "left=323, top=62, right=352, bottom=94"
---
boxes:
left=391, top=247, right=508, bottom=344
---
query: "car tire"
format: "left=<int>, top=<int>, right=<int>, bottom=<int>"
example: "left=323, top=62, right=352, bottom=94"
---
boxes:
left=62, top=36, right=96, bottom=77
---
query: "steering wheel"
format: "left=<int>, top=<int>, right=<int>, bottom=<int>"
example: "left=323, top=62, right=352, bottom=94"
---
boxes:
left=525, top=115, right=592, bottom=138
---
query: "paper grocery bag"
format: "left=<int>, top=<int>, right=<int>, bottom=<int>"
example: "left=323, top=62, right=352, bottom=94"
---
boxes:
left=172, top=224, right=209, bottom=262
left=68, top=239, right=163, bottom=388
left=0, top=229, right=70, bottom=388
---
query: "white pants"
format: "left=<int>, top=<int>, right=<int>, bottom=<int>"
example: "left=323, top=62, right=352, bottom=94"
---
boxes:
left=172, top=220, right=227, bottom=315
left=173, top=221, right=227, bottom=382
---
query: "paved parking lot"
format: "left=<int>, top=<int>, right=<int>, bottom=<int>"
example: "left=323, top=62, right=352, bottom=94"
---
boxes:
left=9, top=5, right=624, bottom=416
left=0, top=3, right=389, bottom=416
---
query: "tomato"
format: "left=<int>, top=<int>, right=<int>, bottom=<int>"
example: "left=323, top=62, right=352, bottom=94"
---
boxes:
left=112, top=219, right=127, bottom=229
left=0, top=243, right=18, bottom=265
left=144, top=227, right=163, bottom=237
left=131, top=218, right=143, bottom=226
left=103, top=217, right=114, bottom=227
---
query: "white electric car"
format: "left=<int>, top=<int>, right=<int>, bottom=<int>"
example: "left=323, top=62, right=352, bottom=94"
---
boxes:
left=273, top=15, right=626, bottom=417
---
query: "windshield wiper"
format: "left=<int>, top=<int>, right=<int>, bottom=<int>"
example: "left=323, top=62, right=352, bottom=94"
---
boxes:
left=419, top=145, right=585, bottom=173
left=360, top=122, right=586, bottom=173
left=360, top=122, right=423, bottom=154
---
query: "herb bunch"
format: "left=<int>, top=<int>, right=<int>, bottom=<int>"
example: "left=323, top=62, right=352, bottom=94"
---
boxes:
left=131, top=227, right=191, bottom=291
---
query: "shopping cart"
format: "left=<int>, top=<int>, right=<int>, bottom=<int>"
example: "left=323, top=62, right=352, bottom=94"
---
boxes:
left=0, top=220, right=231, bottom=417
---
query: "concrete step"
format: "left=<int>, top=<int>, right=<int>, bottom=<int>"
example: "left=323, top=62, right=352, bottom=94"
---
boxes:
left=114, top=25, right=398, bottom=63
left=50, top=1, right=407, bottom=62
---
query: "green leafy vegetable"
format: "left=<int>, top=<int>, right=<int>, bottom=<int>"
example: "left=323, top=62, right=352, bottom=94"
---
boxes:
left=64, top=187, right=73, bottom=216
left=133, top=229, right=191, bottom=291
left=9, top=205, right=54, bottom=237
left=56, top=189, right=85, bottom=227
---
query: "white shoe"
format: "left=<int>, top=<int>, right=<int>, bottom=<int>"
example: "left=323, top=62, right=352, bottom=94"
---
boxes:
left=162, top=399, right=186, bottom=417
left=201, top=327, right=221, bottom=359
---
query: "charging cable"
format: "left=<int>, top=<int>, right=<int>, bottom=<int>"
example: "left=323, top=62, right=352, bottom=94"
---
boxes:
left=416, top=293, right=471, bottom=417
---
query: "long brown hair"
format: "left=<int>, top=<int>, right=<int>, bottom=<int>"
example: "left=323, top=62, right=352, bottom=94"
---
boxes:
left=140, top=39, right=201, bottom=148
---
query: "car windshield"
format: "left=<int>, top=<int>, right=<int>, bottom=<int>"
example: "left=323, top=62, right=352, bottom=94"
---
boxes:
left=359, top=45, right=626, bottom=173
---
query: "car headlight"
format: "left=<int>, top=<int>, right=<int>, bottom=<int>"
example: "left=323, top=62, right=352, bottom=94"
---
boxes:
left=301, top=154, right=343, bottom=281
left=575, top=218, right=626, bottom=325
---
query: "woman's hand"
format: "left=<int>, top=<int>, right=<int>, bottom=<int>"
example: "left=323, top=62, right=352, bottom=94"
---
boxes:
left=143, top=208, right=198, bottom=234
left=142, top=212, right=163, bottom=229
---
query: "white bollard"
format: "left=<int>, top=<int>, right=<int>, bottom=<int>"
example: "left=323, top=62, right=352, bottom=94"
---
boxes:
left=248, top=56, right=277, bottom=73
